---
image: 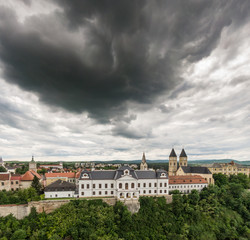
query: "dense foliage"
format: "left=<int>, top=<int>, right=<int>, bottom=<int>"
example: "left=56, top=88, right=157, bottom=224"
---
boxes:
left=0, top=174, right=249, bottom=239
left=0, top=166, right=7, bottom=172
left=0, top=188, right=42, bottom=205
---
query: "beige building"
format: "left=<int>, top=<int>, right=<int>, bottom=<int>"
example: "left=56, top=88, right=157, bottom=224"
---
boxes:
left=206, top=161, right=250, bottom=176
left=176, top=166, right=214, bottom=185
left=140, top=153, right=148, bottom=170
left=45, top=172, right=77, bottom=186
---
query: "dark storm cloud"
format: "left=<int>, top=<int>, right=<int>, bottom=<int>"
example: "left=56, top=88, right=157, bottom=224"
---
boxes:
left=0, top=0, right=250, bottom=123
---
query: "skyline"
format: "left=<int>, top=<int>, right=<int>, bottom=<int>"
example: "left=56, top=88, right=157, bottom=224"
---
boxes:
left=0, top=1, right=250, bottom=161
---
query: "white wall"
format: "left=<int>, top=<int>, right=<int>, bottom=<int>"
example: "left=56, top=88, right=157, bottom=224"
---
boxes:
left=45, top=191, right=75, bottom=198
left=169, top=183, right=208, bottom=193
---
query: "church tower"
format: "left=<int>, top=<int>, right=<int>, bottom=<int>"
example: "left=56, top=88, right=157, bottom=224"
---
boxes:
left=179, top=149, right=188, bottom=167
left=29, top=156, right=37, bottom=172
left=168, top=148, right=177, bottom=176
left=140, top=152, right=148, bottom=170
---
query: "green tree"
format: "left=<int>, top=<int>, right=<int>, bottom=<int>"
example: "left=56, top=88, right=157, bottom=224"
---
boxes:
left=0, top=166, right=6, bottom=172
left=31, top=176, right=42, bottom=194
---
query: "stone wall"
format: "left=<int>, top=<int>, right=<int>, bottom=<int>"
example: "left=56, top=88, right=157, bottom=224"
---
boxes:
left=0, top=204, right=30, bottom=219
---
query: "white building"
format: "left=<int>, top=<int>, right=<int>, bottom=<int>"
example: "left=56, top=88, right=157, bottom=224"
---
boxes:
left=169, top=175, right=208, bottom=194
left=79, top=166, right=169, bottom=200
left=44, top=179, right=76, bottom=198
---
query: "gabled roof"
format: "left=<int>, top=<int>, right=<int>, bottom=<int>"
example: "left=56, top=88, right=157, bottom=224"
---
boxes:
left=10, top=175, right=21, bottom=181
left=45, top=172, right=76, bottom=178
left=169, top=148, right=177, bottom=157
left=0, top=173, right=10, bottom=181
left=169, top=175, right=207, bottom=184
left=21, top=170, right=41, bottom=181
left=181, top=166, right=211, bottom=174
left=45, top=179, right=76, bottom=192
left=180, top=149, right=187, bottom=157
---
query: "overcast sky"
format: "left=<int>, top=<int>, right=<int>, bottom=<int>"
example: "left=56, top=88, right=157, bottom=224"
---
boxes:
left=0, top=0, right=250, bottom=162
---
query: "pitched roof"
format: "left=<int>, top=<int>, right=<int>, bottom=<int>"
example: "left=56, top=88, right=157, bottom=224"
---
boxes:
left=169, top=175, right=208, bottom=184
left=0, top=173, right=10, bottom=181
left=181, top=166, right=211, bottom=174
left=45, top=179, right=76, bottom=192
left=169, top=148, right=177, bottom=157
left=21, top=170, right=41, bottom=181
left=180, top=149, right=187, bottom=157
left=80, top=168, right=168, bottom=180
left=10, top=175, right=21, bottom=180
left=45, top=172, right=76, bottom=178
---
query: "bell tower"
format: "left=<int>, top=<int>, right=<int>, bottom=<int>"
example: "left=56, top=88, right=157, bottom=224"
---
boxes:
left=168, top=148, right=177, bottom=176
left=29, top=155, right=37, bottom=172
left=179, top=149, right=188, bottom=167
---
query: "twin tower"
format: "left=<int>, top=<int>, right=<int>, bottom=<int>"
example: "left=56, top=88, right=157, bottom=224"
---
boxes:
left=140, top=148, right=188, bottom=176
left=168, top=148, right=188, bottom=176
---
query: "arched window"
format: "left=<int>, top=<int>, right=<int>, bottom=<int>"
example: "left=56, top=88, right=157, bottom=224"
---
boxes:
left=125, top=183, right=128, bottom=190
left=131, top=183, right=135, bottom=188
left=119, top=183, right=122, bottom=189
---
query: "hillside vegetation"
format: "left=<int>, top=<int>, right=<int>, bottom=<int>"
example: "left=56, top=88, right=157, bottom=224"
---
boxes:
left=0, top=174, right=249, bottom=240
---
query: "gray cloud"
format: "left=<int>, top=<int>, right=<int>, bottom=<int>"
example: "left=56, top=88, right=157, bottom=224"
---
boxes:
left=0, top=1, right=249, bottom=124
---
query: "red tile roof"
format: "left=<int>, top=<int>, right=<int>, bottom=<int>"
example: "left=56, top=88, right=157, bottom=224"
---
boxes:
left=169, top=175, right=207, bottom=184
left=10, top=175, right=21, bottom=180
left=45, top=172, right=76, bottom=178
left=0, top=173, right=10, bottom=181
left=21, top=171, right=41, bottom=181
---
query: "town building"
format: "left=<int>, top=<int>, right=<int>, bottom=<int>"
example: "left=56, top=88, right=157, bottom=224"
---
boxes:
left=10, top=175, right=21, bottom=191
left=39, top=162, right=63, bottom=171
left=44, top=179, right=76, bottom=198
left=79, top=166, right=169, bottom=200
left=0, top=157, right=5, bottom=168
left=20, top=170, right=42, bottom=189
left=205, top=161, right=250, bottom=176
left=45, top=172, right=78, bottom=186
left=0, top=173, right=10, bottom=191
left=176, top=166, right=214, bottom=184
left=169, top=175, right=208, bottom=194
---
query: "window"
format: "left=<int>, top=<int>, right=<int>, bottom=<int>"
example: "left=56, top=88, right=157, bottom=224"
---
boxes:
left=55, top=194, right=58, bottom=197
left=125, top=183, right=128, bottom=190
left=160, top=190, right=162, bottom=193
left=154, top=183, right=157, bottom=187
left=99, top=191, right=102, bottom=195
left=143, top=183, right=146, bottom=187
left=68, top=194, right=71, bottom=197
left=81, top=192, right=84, bottom=196
left=160, top=183, right=162, bottom=187
left=87, top=184, right=89, bottom=189
left=149, top=183, right=151, bottom=187
left=111, top=191, right=113, bottom=194
left=105, top=191, right=108, bottom=195
left=154, top=190, right=157, bottom=193
left=124, top=170, right=129, bottom=175
left=1, top=182, right=4, bottom=186
left=105, top=184, right=108, bottom=188
left=143, top=190, right=146, bottom=194
left=131, top=183, right=135, bottom=188
left=149, top=190, right=151, bottom=194
left=81, top=184, right=84, bottom=189
left=111, top=183, right=114, bottom=188
left=93, top=184, right=95, bottom=188
left=138, top=183, right=140, bottom=187
left=16, top=181, right=18, bottom=184
left=119, top=183, right=122, bottom=189
left=99, top=184, right=101, bottom=188
left=93, top=191, right=95, bottom=195
left=11, top=181, right=13, bottom=185
left=164, top=183, right=167, bottom=187
left=164, top=190, right=166, bottom=193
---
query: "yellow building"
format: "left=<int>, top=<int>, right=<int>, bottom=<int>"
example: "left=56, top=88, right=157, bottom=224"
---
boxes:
left=207, top=161, right=250, bottom=176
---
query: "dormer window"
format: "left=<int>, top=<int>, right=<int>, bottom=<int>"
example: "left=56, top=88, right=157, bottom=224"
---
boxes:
left=124, top=170, right=129, bottom=175
left=160, top=173, right=166, bottom=178
left=82, top=173, right=89, bottom=178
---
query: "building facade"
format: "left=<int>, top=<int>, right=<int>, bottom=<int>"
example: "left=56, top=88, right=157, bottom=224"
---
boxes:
left=206, top=161, right=250, bottom=176
left=79, top=166, right=169, bottom=200
left=169, top=175, right=208, bottom=194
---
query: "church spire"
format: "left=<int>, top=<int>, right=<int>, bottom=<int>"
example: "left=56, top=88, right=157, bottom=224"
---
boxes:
left=140, top=152, right=148, bottom=170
